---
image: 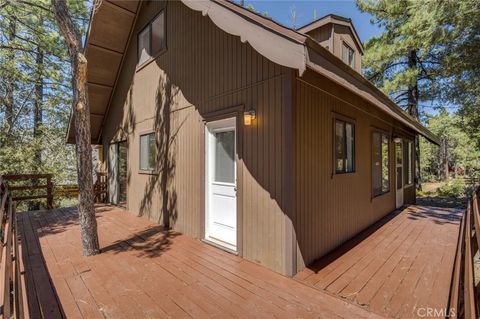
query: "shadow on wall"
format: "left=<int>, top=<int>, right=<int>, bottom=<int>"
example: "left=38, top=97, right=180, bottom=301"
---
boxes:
left=107, top=1, right=293, bottom=272
left=138, top=74, right=185, bottom=228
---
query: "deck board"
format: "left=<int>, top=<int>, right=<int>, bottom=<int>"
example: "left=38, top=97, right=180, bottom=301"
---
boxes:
left=18, top=205, right=383, bottom=319
left=294, top=205, right=462, bottom=318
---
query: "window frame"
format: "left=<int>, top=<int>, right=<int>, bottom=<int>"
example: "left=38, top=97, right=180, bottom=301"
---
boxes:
left=342, top=41, right=355, bottom=69
left=138, top=131, right=157, bottom=174
left=371, top=129, right=391, bottom=198
left=136, top=8, right=167, bottom=70
left=332, top=113, right=356, bottom=175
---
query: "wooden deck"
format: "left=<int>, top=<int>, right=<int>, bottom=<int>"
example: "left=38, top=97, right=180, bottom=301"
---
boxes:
left=295, top=205, right=462, bottom=318
left=18, top=205, right=383, bottom=319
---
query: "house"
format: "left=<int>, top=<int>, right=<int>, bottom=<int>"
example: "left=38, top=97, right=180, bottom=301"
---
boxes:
left=67, top=0, right=439, bottom=277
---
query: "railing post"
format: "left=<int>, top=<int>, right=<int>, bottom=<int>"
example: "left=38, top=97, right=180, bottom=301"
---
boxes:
left=46, top=175, right=53, bottom=210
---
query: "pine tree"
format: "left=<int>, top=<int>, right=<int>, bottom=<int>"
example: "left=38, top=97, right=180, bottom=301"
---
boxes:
left=355, top=0, right=480, bottom=189
left=0, top=1, right=85, bottom=201
left=51, top=0, right=100, bottom=256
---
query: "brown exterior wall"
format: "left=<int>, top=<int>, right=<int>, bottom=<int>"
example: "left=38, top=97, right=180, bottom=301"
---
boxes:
left=305, top=25, right=332, bottom=50
left=101, top=1, right=294, bottom=275
left=332, top=24, right=362, bottom=73
left=293, top=69, right=416, bottom=271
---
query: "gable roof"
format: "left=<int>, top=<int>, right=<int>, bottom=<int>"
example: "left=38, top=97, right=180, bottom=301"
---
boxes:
left=67, top=0, right=439, bottom=145
left=297, top=14, right=364, bottom=54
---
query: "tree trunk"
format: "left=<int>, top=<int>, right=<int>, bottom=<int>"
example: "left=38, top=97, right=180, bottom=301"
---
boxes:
left=443, top=138, right=449, bottom=181
left=407, top=49, right=422, bottom=190
left=30, top=43, right=44, bottom=211
left=52, top=0, right=99, bottom=256
left=33, top=33, right=44, bottom=167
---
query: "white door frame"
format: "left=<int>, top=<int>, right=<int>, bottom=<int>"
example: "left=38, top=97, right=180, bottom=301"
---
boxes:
left=395, top=140, right=404, bottom=208
left=205, top=117, right=237, bottom=252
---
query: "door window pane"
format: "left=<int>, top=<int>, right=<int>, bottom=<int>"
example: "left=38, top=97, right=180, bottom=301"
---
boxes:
left=396, top=167, right=403, bottom=190
left=138, top=26, right=150, bottom=65
left=214, top=130, right=235, bottom=183
left=381, top=135, right=390, bottom=192
left=395, top=142, right=403, bottom=190
left=407, top=141, right=413, bottom=184
left=372, top=132, right=381, bottom=195
left=151, top=11, right=166, bottom=55
left=396, top=142, right=403, bottom=165
left=118, top=142, right=128, bottom=205
left=373, top=132, right=390, bottom=196
left=140, top=133, right=156, bottom=171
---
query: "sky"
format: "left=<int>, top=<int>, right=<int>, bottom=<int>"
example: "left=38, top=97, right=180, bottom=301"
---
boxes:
left=239, top=0, right=383, bottom=43
left=237, top=0, right=451, bottom=115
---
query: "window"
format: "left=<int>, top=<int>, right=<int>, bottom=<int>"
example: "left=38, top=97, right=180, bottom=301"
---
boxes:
left=137, top=10, right=166, bottom=65
left=139, top=133, right=156, bottom=172
left=372, top=132, right=390, bottom=196
left=335, top=119, right=355, bottom=173
left=214, top=130, right=235, bottom=183
left=151, top=12, right=166, bottom=54
left=406, top=141, right=413, bottom=185
left=342, top=42, right=355, bottom=69
left=138, top=26, right=150, bottom=65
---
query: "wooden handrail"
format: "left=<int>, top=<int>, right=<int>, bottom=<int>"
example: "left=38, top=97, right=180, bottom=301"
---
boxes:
left=448, top=186, right=480, bottom=318
left=3, top=174, right=53, bottom=209
left=0, top=179, right=29, bottom=318
left=2, top=172, right=109, bottom=208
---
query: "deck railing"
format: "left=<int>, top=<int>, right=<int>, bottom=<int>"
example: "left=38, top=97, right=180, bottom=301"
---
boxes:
left=2, top=173, right=108, bottom=209
left=3, top=174, right=54, bottom=209
left=0, top=178, right=29, bottom=318
left=448, top=185, right=480, bottom=318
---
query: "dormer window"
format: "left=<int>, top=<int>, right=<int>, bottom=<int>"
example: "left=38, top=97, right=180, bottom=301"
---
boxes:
left=342, top=42, right=355, bottom=69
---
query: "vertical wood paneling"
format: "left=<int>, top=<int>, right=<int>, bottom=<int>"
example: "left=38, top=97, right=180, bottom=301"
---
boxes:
left=101, top=1, right=293, bottom=274
left=294, top=72, right=403, bottom=271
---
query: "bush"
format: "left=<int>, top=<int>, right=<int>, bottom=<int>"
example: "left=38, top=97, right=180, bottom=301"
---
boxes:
left=437, top=179, right=466, bottom=198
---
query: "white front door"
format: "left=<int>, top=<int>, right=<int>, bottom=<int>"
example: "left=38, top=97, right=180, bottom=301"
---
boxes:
left=205, top=118, right=237, bottom=251
left=395, top=140, right=404, bottom=208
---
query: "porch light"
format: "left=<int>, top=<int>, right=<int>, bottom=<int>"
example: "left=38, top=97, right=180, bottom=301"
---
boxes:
left=244, top=109, right=256, bottom=126
left=393, top=137, right=402, bottom=143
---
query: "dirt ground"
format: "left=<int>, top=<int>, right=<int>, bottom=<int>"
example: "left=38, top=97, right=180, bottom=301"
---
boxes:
left=421, top=181, right=445, bottom=194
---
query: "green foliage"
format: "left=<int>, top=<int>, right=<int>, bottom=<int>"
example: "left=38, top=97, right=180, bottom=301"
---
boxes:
left=437, top=178, right=466, bottom=198
left=358, top=0, right=480, bottom=187
left=420, top=108, right=480, bottom=182
left=356, top=0, right=480, bottom=138
left=0, top=1, right=89, bottom=205
left=356, top=0, right=443, bottom=110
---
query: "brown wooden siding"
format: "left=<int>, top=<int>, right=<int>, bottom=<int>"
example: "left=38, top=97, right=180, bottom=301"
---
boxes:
left=101, top=1, right=294, bottom=274
left=293, top=70, right=417, bottom=271
left=306, top=25, right=331, bottom=49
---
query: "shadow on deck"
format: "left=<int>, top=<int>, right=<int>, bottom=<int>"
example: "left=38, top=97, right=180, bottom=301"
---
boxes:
left=294, top=205, right=463, bottom=318
left=18, top=205, right=383, bottom=319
